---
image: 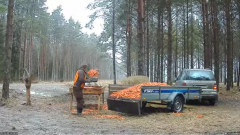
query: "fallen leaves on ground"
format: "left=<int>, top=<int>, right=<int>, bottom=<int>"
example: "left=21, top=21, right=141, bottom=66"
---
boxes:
left=110, top=82, right=169, bottom=99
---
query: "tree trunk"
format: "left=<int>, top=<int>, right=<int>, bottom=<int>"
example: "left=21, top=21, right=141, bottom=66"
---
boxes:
left=225, top=0, right=232, bottom=91
left=2, top=0, right=14, bottom=99
left=183, top=5, right=186, bottom=68
left=190, top=0, right=194, bottom=69
left=160, top=10, right=164, bottom=83
left=30, top=34, right=33, bottom=74
left=212, top=0, right=219, bottom=92
left=238, top=58, right=240, bottom=87
left=25, top=77, right=31, bottom=105
left=112, top=0, right=116, bottom=84
left=202, top=0, right=210, bottom=69
left=157, top=3, right=162, bottom=82
left=126, top=0, right=132, bottom=77
left=167, top=0, right=172, bottom=85
left=137, top=0, right=144, bottom=75
left=237, top=2, right=240, bottom=87
left=186, top=0, right=189, bottom=69
left=146, top=0, right=149, bottom=77
left=175, top=7, right=178, bottom=78
left=23, top=33, right=27, bottom=73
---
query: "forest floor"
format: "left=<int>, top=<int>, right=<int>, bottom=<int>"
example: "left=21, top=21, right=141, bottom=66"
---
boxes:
left=0, top=81, right=240, bottom=134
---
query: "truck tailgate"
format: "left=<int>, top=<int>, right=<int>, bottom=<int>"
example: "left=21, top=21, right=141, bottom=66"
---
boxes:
left=107, top=97, right=142, bottom=115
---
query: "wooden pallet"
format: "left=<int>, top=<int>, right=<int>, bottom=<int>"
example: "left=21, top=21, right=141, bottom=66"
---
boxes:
left=69, top=86, right=104, bottom=111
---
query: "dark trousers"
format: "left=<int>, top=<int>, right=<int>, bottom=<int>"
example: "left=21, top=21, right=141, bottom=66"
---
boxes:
left=73, top=86, right=84, bottom=109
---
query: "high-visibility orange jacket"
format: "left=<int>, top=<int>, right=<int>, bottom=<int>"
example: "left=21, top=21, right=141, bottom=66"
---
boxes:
left=73, top=69, right=87, bottom=88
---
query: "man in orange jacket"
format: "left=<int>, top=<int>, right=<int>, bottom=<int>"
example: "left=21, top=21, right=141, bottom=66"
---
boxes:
left=73, top=63, right=92, bottom=115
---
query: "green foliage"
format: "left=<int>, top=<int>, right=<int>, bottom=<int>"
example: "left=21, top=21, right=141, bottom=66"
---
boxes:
left=0, top=4, right=6, bottom=13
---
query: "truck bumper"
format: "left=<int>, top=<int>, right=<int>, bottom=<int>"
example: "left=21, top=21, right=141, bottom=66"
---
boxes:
left=201, top=95, right=218, bottom=101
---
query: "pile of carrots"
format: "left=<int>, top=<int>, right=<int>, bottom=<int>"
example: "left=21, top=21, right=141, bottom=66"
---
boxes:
left=110, top=82, right=169, bottom=99
left=87, top=69, right=99, bottom=78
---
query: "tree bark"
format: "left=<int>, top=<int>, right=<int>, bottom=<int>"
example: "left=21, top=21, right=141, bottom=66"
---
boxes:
left=146, top=0, right=149, bottom=77
left=160, top=9, right=164, bottom=83
left=237, top=1, right=240, bottom=87
left=190, top=0, right=194, bottom=69
left=225, top=0, right=232, bottom=91
left=202, top=0, right=210, bottom=69
left=212, top=0, right=219, bottom=91
left=21, top=69, right=31, bottom=105
left=2, top=0, right=14, bottom=99
left=186, top=0, right=189, bottom=69
left=167, top=0, right=172, bottom=85
left=112, top=0, right=116, bottom=84
left=126, top=0, right=132, bottom=77
left=157, top=3, right=162, bottom=82
left=137, top=0, right=144, bottom=75
left=175, top=7, right=178, bottom=78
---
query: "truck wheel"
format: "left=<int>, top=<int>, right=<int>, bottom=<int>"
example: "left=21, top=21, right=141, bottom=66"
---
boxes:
left=208, top=99, right=216, bottom=106
left=172, top=96, right=184, bottom=113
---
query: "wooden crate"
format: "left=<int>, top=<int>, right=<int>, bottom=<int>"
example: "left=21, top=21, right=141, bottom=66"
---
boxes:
left=69, top=86, right=104, bottom=111
left=83, top=86, right=103, bottom=95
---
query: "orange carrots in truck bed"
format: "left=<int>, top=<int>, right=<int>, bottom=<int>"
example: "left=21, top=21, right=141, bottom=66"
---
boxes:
left=110, top=82, right=169, bottom=99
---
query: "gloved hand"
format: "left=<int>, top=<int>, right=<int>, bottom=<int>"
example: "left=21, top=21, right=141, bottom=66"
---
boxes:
left=85, top=77, right=98, bottom=83
left=85, top=78, right=92, bottom=83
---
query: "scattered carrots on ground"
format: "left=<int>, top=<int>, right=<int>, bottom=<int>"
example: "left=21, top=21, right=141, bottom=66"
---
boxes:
left=110, top=82, right=169, bottom=99
left=102, top=105, right=108, bottom=110
left=96, top=115, right=125, bottom=120
left=173, top=112, right=183, bottom=115
left=87, top=69, right=99, bottom=78
left=71, top=105, right=124, bottom=120
left=172, top=112, right=204, bottom=118
left=71, top=109, right=77, bottom=114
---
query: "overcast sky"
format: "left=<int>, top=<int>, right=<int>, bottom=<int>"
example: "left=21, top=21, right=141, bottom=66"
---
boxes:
left=45, top=0, right=104, bottom=36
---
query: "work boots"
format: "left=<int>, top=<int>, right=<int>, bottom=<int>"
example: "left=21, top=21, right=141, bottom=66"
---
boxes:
left=77, top=108, right=83, bottom=115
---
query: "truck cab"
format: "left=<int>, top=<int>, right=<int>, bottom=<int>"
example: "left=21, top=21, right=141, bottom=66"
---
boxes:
left=175, top=69, right=218, bottom=105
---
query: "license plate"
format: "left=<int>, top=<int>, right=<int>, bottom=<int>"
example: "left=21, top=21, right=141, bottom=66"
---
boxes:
left=194, top=85, right=207, bottom=89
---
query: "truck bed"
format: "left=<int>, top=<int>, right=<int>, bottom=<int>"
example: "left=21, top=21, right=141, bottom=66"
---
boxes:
left=107, top=85, right=202, bottom=115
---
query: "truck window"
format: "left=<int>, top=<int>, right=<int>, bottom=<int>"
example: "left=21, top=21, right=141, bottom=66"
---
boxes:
left=186, top=70, right=215, bottom=81
left=177, top=71, right=187, bottom=80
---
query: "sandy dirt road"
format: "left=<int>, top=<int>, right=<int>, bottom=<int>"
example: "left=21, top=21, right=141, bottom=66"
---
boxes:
left=0, top=81, right=240, bottom=134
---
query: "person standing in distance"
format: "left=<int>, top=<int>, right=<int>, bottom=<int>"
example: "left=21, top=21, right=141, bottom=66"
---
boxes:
left=73, top=63, right=92, bottom=115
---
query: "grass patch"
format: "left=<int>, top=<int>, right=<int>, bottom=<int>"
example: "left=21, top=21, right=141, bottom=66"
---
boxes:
left=119, top=76, right=149, bottom=85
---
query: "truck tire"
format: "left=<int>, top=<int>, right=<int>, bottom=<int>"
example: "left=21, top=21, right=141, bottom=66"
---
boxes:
left=208, top=99, right=216, bottom=106
left=171, top=96, right=184, bottom=113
